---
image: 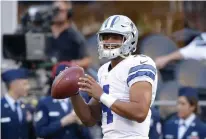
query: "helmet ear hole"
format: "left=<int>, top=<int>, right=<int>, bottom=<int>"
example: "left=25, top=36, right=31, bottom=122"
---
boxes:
left=132, top=47, right=136, bottom=52
left=132, top=33, right=135, bottom=38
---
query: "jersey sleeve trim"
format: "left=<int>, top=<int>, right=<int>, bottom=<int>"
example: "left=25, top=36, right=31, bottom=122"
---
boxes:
left=127, top=64, right=156, bottom=86
left=127, top=71, right=155, bottom=85
left=128, top=64, right=156, bottom=75
left=128, top=76, right=154, bottom=87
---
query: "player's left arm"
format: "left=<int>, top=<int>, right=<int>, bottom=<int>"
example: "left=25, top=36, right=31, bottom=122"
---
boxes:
left=110, top=81, right=152, bottom=122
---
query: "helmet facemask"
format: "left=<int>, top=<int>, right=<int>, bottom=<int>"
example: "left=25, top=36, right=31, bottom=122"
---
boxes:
left=98, top=33, right=135, bottom=59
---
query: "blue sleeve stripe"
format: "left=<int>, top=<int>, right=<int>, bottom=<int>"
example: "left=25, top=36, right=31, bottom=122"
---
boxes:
left=127, top=71, right=155, bottom=85
left=128, top=64, right=156, bottom=75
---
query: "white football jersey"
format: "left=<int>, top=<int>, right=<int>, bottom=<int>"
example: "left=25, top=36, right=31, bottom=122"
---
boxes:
left=97, top=55, right=158, bottom=139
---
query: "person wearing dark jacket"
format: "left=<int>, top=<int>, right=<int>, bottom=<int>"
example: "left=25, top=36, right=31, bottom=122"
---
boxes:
left=163, top=87, right=206, bottom=139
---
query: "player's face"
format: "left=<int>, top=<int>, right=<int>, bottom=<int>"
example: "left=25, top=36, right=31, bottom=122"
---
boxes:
left=101, top=33, right=124, bottom=50
left=177, top=96, right=195, bottom=119
left=12, top=79, right=30, bottom=97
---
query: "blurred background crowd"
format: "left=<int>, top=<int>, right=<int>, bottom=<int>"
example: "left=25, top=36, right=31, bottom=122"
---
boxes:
left=1, top=1, right=206, bottom=139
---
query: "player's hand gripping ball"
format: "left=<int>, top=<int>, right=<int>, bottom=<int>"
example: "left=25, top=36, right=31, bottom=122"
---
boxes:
left=51, top=66, right=84, bottom=99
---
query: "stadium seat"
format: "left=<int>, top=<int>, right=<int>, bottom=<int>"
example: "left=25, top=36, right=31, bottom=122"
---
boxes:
left=175, top=60, right=206, bottom=88
left=155, top=70, right=164, bottom=99
left=158, top=80, right=180, bottom=119
left=139, top=33, right=178, bottom=60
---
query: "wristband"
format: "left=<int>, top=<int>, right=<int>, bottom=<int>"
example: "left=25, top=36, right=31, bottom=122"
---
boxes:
left=100, top=93, right=117, bottom=108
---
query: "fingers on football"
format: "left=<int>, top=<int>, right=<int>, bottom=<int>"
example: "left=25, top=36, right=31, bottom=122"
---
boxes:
left=78, top=82, right=90, bottom=88
left=85, top=74, right=95, bottom=82
left=78, top=77, right=93, bottom=85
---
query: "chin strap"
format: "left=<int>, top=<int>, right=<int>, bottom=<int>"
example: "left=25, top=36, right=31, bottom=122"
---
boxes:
left=119, top=52, right=131, bottom=59
left=99, top=51, right=131, bottom=59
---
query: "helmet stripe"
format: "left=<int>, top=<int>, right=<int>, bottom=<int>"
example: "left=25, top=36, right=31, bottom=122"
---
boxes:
left=104, top=17, right=111, bottom=28
left=110, top=16, right=119, bottom=27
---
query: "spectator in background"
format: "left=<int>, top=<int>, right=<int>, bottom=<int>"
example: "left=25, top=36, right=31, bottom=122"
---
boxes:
left=163, top=87, right=206, bottom=139
left=149, top=107, right=162, bottom=139
left=25, top=103, right=37, bottom=139
left=46, top=1, right=91, bottom=69
left=1, top=68, right=31, bottom=139
left=155, top=33, right=206, bottom=69
left=34, top=61, right=92, bottom=139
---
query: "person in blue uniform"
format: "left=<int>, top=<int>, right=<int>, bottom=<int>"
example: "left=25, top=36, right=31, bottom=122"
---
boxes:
left=34, top=61, right=92, bottom=139
left=163, top=87, right=206, bottom=139
left=1, top=68, right=31, bottom=139
left=25, top=103, right=37, bottom=139
left=149, top=107, right=162, bottom=139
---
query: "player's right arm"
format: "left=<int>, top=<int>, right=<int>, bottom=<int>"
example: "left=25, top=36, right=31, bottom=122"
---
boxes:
left=71, top=65, right=104, bottom=126
left=70, top=94, right=101, bottom=126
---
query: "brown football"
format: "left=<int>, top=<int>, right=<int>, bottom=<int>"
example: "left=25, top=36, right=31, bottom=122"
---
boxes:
left=51, top=66, right=84, bottom=99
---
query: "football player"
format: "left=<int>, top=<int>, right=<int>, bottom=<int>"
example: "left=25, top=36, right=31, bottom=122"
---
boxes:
left=70, top=15, right=158, bottom=139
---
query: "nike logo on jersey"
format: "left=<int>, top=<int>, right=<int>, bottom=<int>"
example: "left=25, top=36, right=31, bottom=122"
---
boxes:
left=140, top=60, right=148, bottom=64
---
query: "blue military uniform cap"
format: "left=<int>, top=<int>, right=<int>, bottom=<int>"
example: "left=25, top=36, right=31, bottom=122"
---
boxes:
left=1, top=68, right=29, bottom=84
left=178, top=87, right=198, bottom=100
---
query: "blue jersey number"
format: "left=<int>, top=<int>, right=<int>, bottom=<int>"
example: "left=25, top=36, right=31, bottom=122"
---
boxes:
left=102, top=85, right=113, bottom=124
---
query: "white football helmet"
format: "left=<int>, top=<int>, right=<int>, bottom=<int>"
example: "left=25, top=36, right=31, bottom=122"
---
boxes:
left=97, top=15, right=138, bottom=59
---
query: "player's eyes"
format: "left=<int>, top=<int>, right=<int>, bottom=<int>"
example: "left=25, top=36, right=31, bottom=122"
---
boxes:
left=113, top=36, right=123, bottom=40
left=102, top=35, right=109, bottom=40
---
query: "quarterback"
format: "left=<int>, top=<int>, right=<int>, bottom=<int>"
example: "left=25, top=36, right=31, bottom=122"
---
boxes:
left=70, top=15, right=158, bottom=139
